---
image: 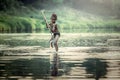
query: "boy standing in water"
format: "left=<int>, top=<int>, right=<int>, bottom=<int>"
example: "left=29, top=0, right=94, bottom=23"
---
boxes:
left=46, top=14, right=60, bottom=52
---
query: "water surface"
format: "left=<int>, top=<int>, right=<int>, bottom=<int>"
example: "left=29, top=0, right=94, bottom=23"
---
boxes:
left=0, top=33, right=120, bottom=80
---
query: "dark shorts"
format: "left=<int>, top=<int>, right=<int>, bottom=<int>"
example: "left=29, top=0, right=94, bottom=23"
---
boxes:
left=54, top=32, right=60, bottom=38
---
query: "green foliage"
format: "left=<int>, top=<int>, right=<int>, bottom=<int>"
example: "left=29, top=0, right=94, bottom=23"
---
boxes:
left=0, top=15, right=46, bottom=33
left=0, top=0, right=21, bottom=11
left=0, top=6, right=120, bottom=33
left=52, top=0, right=64, bottom=4
left=0, top=0, right=120, bottom=33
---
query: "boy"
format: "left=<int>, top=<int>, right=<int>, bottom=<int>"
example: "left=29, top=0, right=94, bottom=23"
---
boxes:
left=46, top=13, right=60, bottom=52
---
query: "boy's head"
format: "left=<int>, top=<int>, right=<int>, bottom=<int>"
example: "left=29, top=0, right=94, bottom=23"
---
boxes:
left=51, top=13, right=57, bottom=23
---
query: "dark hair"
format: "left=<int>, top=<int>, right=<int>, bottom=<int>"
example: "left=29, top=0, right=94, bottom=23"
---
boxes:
left=51, top=13, right=57, bottom=20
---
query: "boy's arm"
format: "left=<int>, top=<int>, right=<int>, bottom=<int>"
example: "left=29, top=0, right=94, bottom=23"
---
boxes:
left=46, top=23, right=49, bottom=28
left=46, top=23, right=52, bottom=34
left=46, top=23, right=51, bottom=28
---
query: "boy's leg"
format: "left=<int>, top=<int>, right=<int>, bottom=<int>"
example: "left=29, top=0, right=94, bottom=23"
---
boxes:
left=53, top=35, right=59, bottom=52
left=50, top=41, right=53, bottom=48
left=50, top=35, right=54, bottom=48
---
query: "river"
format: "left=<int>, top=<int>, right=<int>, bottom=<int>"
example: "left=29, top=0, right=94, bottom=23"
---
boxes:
left=0, top=33, right=120, bottom=80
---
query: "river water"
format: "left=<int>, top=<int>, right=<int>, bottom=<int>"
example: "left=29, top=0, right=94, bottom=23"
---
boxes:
left=0, top=33, right=120, bottom=80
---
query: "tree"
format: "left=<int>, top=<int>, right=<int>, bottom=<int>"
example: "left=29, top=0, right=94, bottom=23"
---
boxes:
left=0, top=0, right=20, bottom=11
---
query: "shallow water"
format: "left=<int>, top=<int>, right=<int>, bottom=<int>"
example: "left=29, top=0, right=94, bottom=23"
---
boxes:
left=0, top=33, right=120, bottom=80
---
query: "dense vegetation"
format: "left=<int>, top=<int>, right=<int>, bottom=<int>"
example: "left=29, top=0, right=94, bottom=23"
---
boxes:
left=0, top=0, right=120, bottom=33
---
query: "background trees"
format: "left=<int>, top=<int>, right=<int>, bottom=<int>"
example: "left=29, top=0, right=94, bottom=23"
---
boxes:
left=0, top=0, right=120, bottom=33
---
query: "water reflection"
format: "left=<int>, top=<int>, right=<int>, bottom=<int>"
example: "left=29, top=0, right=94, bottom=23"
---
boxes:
left=60, top=58, right=108, bottom=80
left=81, top=58, right=108, bottom=80
left=0, top=58, right=50, bottom=79
left=50, top=53, right=59, bottom=76
left=0, top=53, right=119, bottom=79
left=0, top=33, right=119, bottom=79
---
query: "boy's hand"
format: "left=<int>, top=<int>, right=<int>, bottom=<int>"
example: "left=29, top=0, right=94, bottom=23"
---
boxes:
left=46, top=23, right=50, bottom=28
